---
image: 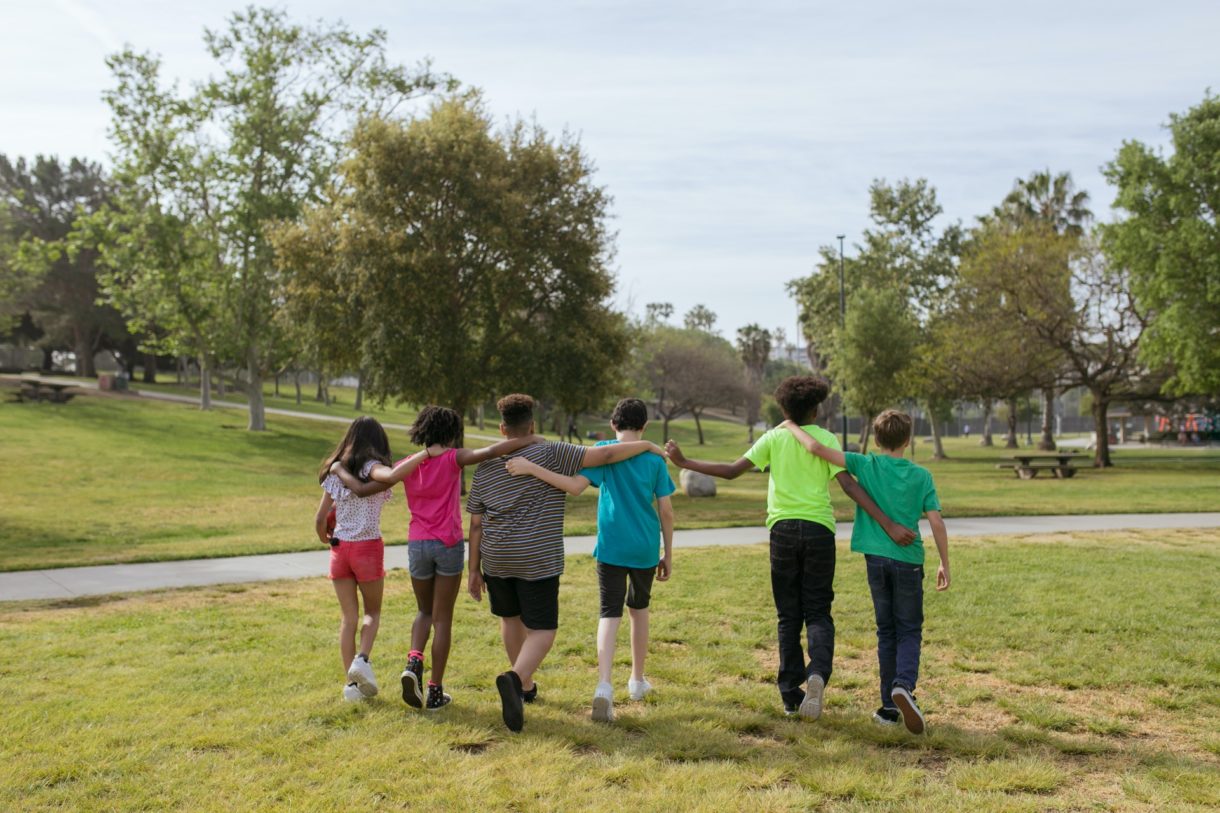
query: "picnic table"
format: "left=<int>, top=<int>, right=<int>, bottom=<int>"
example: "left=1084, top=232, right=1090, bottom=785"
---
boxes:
left=10, top=377, right=77, bottom=404
left=996, top=452, right=1080, bottom=480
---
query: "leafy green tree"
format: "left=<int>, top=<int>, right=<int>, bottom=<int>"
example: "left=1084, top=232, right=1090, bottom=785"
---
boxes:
left=736, top=324, right=772, bottom=442
left=274, top=96, right=624, bottom=446
left=643, top=326, right=744, bottom=443
left=1103, top=92, right=1220, bottom=396
left=996, top=169, right=1092, bottom=448
left=0, top=155, right=128, bottom=377
left=683, top=304, right=718, bottom=334
left=99, top=8, right=444, bottom=429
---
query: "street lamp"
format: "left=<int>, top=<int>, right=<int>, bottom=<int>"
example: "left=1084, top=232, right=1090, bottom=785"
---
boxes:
left=837, top=234, right=847, bottom=451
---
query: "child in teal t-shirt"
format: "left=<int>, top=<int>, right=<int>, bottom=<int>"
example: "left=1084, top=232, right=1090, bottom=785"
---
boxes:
left=783, top=410, right=950, bottom=735
left=505, top=398, right=674, bottom=724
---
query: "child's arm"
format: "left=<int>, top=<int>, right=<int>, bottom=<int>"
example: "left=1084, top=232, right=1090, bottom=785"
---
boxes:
left=656, top=495, right=674, bottom=581
left=834, top=472, right=917, bottom=546
left=455, top=434, right=547, bottom=467
left=467, top=513, right=484, bottom=602
left=504, top=456, right=592, bottom=495
left=665, top=439, right=753, bottom=479
left=314, top=493, right=334, bottom=545
left=329, top=460, right=399, bottom=497
left=781, top=420, right=847, bottom=469
left=580, top=440, right=665, bottom=468
left=927, top=510, right=950, bottom=590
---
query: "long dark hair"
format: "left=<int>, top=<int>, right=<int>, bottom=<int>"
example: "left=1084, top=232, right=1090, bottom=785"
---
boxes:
left=318, top=416, right=393, bottom=483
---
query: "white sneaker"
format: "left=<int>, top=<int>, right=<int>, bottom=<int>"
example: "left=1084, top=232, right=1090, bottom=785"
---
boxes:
left=798, top=673, right=825, bottom=720
left=347, top=656, right=379, bottom=697
left=627, top=677, right=652, bottom=701
left=592, top=681, right=614, bottom=722
left=342, top=682, right=364, bottom=703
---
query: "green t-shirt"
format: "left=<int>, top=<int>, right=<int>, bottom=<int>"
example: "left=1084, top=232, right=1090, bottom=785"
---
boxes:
left=744, top=425, right=845, bottom=532
left=844, top=452, right=941, bottom=564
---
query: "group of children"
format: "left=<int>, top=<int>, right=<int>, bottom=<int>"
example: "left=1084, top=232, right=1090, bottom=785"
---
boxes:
left=314, top=376, right=950, bottom=735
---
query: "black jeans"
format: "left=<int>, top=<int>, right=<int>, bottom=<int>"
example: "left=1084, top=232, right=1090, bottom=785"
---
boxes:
left=865, top=554, right=924, bottom=708
left=769, top=519, right=836, bottom=706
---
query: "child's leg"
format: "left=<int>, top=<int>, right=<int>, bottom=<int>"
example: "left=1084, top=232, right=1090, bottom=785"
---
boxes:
left=356, top=578, right=384, bottom=658
left=429, top=573, right=462, bottom=684
left=890, top=561, right=925, bottom=694
left=596, top=562, right=628, bottom=685
left=596, top=618, right=622, bottom=685
left=768, top=521, right=809, bottom=707
left=333, top=578, right=360, bottom=672
left=865, top=556, right=898, bottom=708
left=501, top=615, right=528, bottom=667
left=513, top=628, right=557, bottom=691
left=798, top=523, right=837, bottom=685
left=627, top=607, right=648, bottom=682
left=410, top=576, right=435, bottom=657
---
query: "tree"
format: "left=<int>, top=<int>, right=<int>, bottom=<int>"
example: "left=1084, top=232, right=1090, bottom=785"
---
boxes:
left=643, top=326, right=745, bottom=443
left=1103, top=92, right=1220, bottom=396
left=0, top=155, right=128, bottom=377
left=100, top=8, right=444, bottom=430
left=996, top=169, right=1092, bottom=448
left=644, top=302, right=674, bottom=326
left=275, top=96, right=625, bottom=446
left=829, top=286, right=920, bottom=452
left=736, top=324, right=772, bottom=442
left=683, top=304, right=718, bottom=334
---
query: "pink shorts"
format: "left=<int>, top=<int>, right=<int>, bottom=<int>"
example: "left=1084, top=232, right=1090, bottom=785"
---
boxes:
left=329, top=538, right=385, bottom=583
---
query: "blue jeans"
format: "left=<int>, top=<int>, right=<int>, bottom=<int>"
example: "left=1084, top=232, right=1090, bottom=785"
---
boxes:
left=865, top=554, right=924, bottom=708
left=769, top=519, right=837, bottom=706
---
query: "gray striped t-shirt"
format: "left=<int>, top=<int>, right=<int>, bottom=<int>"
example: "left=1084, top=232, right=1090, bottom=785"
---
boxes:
left=466, top=441, right=587, bottom=580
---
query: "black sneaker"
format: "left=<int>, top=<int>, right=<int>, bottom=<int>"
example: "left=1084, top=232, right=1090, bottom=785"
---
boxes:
left=401, top=656, right=424, bottom=709
left=522, top=682, right=538, bottom=704
left=891, top=686, right=925, bottom=734
left=496, top=670, right=525, bottom=732
left=425, top=683, right=452, bottom=711
left=873, top=707, right=901, bottom=726
left=783, top=702, right=800, bottom=717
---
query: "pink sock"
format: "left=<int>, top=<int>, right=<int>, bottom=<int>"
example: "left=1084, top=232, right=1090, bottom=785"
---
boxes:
left=409, top=650, right=424, bottom=660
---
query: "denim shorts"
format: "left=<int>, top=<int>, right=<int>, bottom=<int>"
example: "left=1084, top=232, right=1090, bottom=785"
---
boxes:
left=407, top=539, right=465, bottom=579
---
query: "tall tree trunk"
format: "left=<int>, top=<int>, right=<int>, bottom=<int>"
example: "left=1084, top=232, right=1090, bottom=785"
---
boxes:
left=662, top=414, right=671, bottom=443
left=199, top=354, right=212, bottom=411
left=143, top=353, right=157, bottom=384
left=1004, top=397, right=1019, bottom=448
left=453, top=398, right=468, bottom=495
left=353, top=370, right=363, bottom=412
left=929, top=410, right=947, bottom=460
left=247, top=349, right=266, bottom=431
left=293, top=369, right=302, bottom=405
left=859, top=418, right=873, bottom=454
left=1092, top=394, right=1112, bottom=468
left=315, top=373, right=324, bottom=402
left=41, top=347, right=53, bottom=372
left=73, top=330, right=96, bottom=377
left=176, top=356, right=184, bottom=386
left=693, top=410, right=705, bottom=445
left=216, top=370, right=226, bottom=397
left=477, top=403, right=485, bottom=430
left=979, top=399, right=995, bottom=447
left=1038, top=388, right=1056, bottom=450
left=273, top=371, right=280, bottom=398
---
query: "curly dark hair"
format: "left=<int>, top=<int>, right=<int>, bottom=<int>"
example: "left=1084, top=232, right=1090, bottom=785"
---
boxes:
left=774, top=375, right=830, bottom=425
left=409, top=405, right=463, bottom=448
left=610, top=398, right=649, bottom=431
left=496, top=393, right=535, bottom=430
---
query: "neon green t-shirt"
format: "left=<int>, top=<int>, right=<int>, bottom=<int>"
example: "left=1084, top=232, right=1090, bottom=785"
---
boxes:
left=744, top=425, right=845, bottom=531
left=844, top=452, right=941, bottom=564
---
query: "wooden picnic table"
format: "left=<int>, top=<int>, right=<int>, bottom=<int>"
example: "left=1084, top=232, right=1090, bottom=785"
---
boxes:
left=997, top=452, right=1081, bottom=480
left=10, top=377, right=78, bottom=404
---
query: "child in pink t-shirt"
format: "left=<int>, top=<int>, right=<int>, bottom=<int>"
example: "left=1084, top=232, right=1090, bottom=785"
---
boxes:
left=335, top=406, right=542, bottom=710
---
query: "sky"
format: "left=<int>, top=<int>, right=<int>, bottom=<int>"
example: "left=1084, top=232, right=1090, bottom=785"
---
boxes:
left=2, top=0, right=1216, bottom=342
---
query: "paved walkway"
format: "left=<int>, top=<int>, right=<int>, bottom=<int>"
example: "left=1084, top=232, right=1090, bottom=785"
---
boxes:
left=3, top=513, right=1216, bottom=602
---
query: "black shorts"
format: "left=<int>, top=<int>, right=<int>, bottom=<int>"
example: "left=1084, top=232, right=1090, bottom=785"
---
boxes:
left=597, top=561, right=656, bottom=618
left=483, top=574, right=560, bottom=631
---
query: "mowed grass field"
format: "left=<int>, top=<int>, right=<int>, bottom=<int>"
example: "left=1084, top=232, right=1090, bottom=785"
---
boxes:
left=2, top=393, right=1219, bottom=571
left=1, top=530, right=1216, bottom=811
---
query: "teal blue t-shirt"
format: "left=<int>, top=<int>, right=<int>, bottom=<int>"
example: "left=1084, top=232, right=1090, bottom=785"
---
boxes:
left=844, top=452, right=941, bottom=564
left=580, top=440, right=676, bottom=568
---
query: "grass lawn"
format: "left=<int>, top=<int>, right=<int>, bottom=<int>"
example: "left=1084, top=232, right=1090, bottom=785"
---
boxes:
left=2, top=393, right=1218, bottom=571
left=1, top=530, right=1217, bottom=811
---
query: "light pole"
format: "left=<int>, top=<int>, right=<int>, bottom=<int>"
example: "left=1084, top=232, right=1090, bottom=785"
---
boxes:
left=837, top=234, right=847, bottom=451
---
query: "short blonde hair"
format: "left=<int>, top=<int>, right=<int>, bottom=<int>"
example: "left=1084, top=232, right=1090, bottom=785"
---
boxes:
left=873, top=410, right=913, bottom=450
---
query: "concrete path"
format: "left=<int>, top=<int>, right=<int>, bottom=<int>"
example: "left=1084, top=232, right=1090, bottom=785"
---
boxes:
left=2, top=513, right=1216, bottom=602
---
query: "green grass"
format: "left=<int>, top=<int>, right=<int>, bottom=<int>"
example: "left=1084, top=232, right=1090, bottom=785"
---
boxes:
left=2, top=393, right=1219, bottom=571
left=1, top=530, right=1217, bottom=811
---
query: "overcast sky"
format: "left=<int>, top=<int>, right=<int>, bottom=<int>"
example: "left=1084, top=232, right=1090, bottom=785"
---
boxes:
left=3, top=1, right=1216, bottom=341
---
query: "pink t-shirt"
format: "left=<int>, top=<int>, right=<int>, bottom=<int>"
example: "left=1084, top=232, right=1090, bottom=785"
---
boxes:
left=400, top=448, right=463, bottom=546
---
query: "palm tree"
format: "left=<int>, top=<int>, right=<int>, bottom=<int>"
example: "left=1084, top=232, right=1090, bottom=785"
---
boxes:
left=996, top=170, right=1092, bottom=450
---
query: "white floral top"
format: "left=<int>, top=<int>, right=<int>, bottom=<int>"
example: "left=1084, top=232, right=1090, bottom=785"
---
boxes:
left=322, top=460, right=393, bottom=542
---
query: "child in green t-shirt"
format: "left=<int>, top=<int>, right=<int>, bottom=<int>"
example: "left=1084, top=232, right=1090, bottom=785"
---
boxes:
left=667, top=376, right=915, bottom=721
left=783, top=410, right=950, bottom=734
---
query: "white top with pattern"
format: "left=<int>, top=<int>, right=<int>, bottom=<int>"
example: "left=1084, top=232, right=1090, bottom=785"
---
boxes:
left=322, top=460, right=393, bottom=542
